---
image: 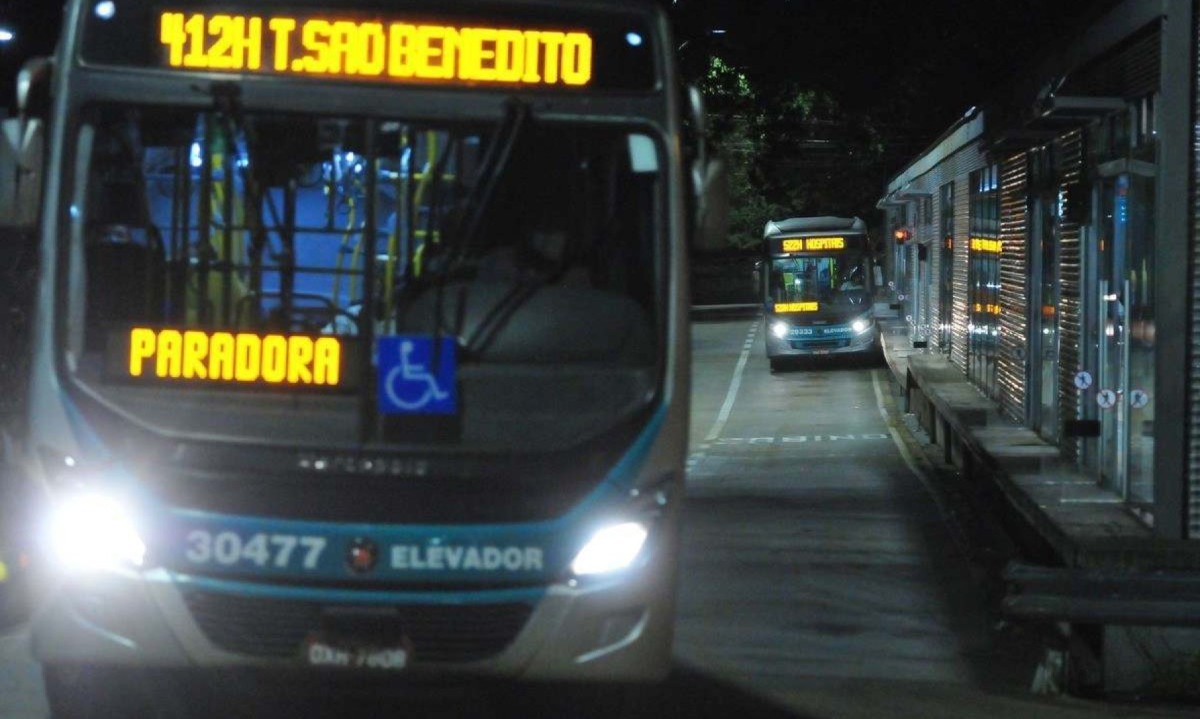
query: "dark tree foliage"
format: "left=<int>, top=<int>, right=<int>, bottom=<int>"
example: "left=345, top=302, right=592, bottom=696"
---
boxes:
left=697, top=56, right=887, bottom=249
left=675, top=0, right=1113, bottom=250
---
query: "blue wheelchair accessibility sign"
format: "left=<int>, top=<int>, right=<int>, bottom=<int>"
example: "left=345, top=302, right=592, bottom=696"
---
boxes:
left=378, top=336, right=457, bottom=415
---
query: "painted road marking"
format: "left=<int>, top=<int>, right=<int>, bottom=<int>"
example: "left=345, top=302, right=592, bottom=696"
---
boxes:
left=870, top=369, right=956, bottom=523
left=713, top=434, right=890, bottom=445
left=704, top=321, right=759, bottom=443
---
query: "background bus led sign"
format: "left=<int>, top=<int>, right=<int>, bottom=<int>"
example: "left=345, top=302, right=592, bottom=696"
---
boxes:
left=157, top=11, right=594, bottom=87
left=778, top=237, right=849, bottom=253
left=775, top=302, right=819, bottom=313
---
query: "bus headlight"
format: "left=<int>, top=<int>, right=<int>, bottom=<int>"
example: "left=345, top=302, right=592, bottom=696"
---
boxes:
left=570, top=522, right=649, bottom=577
left=48, top=493, right=146, bottom=571
left=771, top=321, right=789, bottom=339
left=852, top=318, right=872, bottom=335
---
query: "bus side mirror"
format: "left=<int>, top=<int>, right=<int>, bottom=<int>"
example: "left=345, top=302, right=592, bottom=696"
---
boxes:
left=1, top=58, right=52, bottom=230
left=694, top=154, right=729, bottom=252
left=687, top=85, right=729, bottom=252
left=18, top=57, right=53, bottom=119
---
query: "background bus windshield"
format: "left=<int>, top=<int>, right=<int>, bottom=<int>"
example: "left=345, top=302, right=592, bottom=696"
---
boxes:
left=768, top=253, right=868, bottom=307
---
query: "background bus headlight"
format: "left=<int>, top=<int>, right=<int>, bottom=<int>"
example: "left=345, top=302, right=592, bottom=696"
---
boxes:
left=771, top=321, right=790, bottom=339
left=852, top=318, right=872, bottom=335
left=49, top=493, right=146, bottom=571
left=570, top=522, right=649, bottom=577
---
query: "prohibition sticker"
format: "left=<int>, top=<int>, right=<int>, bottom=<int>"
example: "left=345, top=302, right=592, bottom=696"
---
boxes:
left=1096, top=390, right=1117, bottom=410
left=1130, top=390, right=1150, bottom=409
left=1074, top=371, right=1093, bottom=391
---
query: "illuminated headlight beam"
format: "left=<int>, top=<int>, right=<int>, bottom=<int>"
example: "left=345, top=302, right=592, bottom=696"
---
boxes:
left=49, top=494, right=146, bottom=571
left=771, top=321, right=789, bottom=339
left=570, top=522, right=648, bottom=577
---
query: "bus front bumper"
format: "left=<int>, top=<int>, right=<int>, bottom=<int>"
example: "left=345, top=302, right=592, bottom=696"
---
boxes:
left=31, top=553, right=676, bottom=683
left=765, top=324, right=877, bottom=357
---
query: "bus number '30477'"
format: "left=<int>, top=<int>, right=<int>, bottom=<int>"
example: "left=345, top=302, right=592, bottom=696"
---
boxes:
left=185, top=531, right=328, bottom=570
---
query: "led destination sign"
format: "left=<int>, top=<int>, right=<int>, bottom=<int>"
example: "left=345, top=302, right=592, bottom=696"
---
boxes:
left=157, top=11, right=594, bottom=87
left=970, top=238, right=1003, bottom=254
left=121, top=328, right=344, bottom=388
left=781, top=237, right=846, bottom=253
left=774, top=302, right=819, bottom=313
left=774, top=236, right=861, bottom=255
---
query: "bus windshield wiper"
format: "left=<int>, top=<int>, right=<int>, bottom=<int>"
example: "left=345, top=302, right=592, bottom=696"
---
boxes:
left=445, top=98, right=530, bottom=263
left=430, top=99, right=531, bottom=347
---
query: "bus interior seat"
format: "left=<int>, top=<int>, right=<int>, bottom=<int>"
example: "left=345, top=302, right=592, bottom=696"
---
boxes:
left=396, top=279, right=654, bottom=366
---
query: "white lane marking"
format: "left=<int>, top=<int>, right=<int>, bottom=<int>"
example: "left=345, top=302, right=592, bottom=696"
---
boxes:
left=705, top=321, right=759, bottom=442
left=712, top=434, right=890, bottom=444
left=870, top=368, right=940, bottom=499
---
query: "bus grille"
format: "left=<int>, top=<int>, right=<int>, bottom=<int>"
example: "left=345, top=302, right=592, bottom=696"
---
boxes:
left=790, top=339, right=849, bottom=350
left=181, top=590, right=533, bottom=663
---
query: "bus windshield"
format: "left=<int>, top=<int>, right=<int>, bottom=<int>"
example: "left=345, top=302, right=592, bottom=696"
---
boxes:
left=66, top=103, right=663, bottom=451
left=768, top=253, right=869, bottom=307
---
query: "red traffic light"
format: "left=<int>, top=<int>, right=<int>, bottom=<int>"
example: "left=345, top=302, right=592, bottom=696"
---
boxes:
left=893, top=228, right=912, bottom=245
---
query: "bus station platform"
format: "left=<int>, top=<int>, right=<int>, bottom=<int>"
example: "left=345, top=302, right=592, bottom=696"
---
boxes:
left=877, top=319, right=1200, bottom=636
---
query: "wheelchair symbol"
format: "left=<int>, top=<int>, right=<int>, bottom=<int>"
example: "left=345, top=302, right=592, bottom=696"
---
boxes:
left=383, top=340, right=451, bottom=412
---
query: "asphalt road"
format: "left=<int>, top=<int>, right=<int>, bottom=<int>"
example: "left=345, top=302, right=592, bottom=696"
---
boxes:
left=0, top=316, right=1192, bottom=718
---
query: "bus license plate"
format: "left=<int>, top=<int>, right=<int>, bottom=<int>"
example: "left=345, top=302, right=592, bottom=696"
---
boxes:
left=304, top=635, right=410, bottom=671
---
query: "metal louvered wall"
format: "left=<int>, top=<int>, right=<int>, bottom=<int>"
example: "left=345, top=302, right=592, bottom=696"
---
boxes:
left=1189, top=0, right=1200, bottom=538
left=930, top=188, right=943, bottom=353
left=1055, top=130, right=1085, bottom=462
left=996, top=153, right=1029, bottom=423
left=1061, top=26, right=1161, bottom=99
left=951, top=176, right=971, bottom=373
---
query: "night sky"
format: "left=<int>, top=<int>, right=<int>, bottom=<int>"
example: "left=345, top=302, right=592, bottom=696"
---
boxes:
left=675, top=0, right=1111, bottom=140
left=1, top=1, right=1109, bottom=147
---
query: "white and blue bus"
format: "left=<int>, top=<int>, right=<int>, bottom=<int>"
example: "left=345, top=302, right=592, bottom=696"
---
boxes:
left=762, top=216, right=879, bottom=370
left=0, top=0, right=725, bottom=714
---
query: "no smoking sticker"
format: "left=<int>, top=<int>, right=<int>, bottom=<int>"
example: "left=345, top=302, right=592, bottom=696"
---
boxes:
left=1074, top=371, right=1093, bottom=391
left=1130, top=390, right=1150, bottom=409
left=1096, top=390, right=1117, bottom=410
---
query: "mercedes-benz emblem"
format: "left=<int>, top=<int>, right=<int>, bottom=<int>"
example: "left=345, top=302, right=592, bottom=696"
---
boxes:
left=346, top=538, right=379, bottom=574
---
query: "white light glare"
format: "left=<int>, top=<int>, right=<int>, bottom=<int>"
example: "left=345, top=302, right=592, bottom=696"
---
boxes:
left=771, top=321, right=789, bottom=339
left=852, top=319, right=870, bottom=334
left=625, top=32, right=643, bottom=47
left=0, top=28, right=14, bottom=44
left=50, top=493, right=146, bottom=571
left=571, top=522, right=648, bottom=577
left=94, top=1, right=117, bottom=20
